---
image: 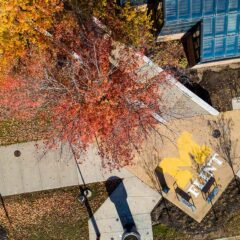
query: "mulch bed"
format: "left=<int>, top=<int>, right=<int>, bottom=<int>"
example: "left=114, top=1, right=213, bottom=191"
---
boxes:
left=152, top=179, right=240, bottom=240
left=198, top=67, right=240, bottom=112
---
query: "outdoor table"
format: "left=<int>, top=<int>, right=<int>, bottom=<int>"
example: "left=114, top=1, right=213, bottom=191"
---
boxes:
left=175, top=187, right=191, bottom=202
left=201, top=176, right=215, bottom=194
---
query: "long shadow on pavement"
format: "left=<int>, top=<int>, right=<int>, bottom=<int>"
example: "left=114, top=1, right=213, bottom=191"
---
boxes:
left=105, top=176, right=136, bottom=233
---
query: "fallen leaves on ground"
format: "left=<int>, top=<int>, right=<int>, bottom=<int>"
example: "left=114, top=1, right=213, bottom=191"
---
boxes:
left=0, top=183, right=108, bottom=240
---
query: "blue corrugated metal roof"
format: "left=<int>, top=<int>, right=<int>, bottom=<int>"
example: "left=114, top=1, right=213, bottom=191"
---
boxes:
left=201, top=13, right=240, bottom=61
left=160, top=0, right=240, bottom=63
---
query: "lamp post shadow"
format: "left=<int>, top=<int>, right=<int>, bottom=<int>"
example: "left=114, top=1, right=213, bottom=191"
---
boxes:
left=78, top=185, right=101, bottom=239
left=105, top=177, right=140, bottom=238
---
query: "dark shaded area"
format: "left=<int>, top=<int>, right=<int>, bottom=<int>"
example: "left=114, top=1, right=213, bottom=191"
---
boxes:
left=104, top=177, right=122, bottom=196
left=0, top=226, right=7, bottom=240
left=151, top=179, right=240, bottom=237
left=156, top=65, right=202, bottom=102
left=119, top=0, right=148, bottom=6
left=147, top=0, right=162, bottom=35
left=0, top=195, right=10, bottom=239
left=155, top=167, right=169, bottom=193
left=57, top=54, right=68, bottom=68
left=199, top=67, right=240, bottom=112
left=173, top=182, right=195, bottom=209
left=174, top=186, right=191, bottom=202
left=201, top=177, right=216, bottom=195
left=181, top=22, right=201, bottom=67
left=105, top=177, right=136, bottom=233
left=179, top=76, right=213, bottom=106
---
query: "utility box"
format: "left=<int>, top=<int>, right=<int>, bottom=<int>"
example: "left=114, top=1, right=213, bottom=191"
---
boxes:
left=232, top=97, right=240, bottom=110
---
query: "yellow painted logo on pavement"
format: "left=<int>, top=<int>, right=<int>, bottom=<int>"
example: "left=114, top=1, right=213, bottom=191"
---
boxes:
left=159, top=132, right=211, bottom=189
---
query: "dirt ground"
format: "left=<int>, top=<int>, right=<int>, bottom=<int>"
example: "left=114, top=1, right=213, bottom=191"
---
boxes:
left=193, top=64, right=240, bottom=112
left=148, top=40, right=240, bottom=112
left=152, top=180, right=240, bottom=240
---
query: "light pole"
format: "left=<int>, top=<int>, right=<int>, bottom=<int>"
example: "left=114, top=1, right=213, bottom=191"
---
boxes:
left=69, top=143, right=92, bottom=198
left=69, top=143, right=99, bottom=238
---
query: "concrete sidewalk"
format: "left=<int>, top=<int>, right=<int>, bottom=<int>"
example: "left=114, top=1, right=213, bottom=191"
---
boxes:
left=0, top=141, right=131, bottom=196
left=0, top=140, right=161, bottom=239
left=88, top=176, right=161, bottom=240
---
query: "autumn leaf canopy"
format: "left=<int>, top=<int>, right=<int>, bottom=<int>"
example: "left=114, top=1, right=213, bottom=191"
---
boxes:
left=0, top=0, right=63, bottom=74
left=0, top=3, right=163, bottom=168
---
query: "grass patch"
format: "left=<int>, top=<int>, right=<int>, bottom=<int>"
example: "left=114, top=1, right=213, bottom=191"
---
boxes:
left=0, top=116, right=50, bottom=146
left=0, top=183, right=109, bottom=240
left=153, top=224, right=187, bottom=240
left=153, top=210, right=240, bottom=240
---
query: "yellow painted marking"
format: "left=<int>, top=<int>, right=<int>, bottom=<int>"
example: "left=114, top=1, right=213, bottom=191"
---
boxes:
left=160, top=132, right=211, bottom=189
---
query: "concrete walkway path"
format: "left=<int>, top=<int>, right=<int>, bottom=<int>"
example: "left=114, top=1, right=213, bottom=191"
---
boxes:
left=88, top=176, right=161, bottom=240
left=0, top=141, right=131, bottom=196
left=0, top=140, right=161, bottom=239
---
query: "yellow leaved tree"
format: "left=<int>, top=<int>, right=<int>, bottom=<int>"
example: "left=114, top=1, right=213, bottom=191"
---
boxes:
left=69, top=0, right=154, bottom=47
left=111, top=1, right=154, bottom=47
left=94, top=0, right=154, bottom=47
left=0, top=0, right=63, bottom=75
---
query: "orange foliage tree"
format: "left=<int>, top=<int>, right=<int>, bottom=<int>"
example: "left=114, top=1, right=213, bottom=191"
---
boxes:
left=0, top=13, right=164, bottom=168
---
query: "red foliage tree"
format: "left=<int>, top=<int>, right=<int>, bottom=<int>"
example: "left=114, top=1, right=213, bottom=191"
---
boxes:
left=0, top=14, right=165, bottom=168
left=0, top=70, right=43, bottom=121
